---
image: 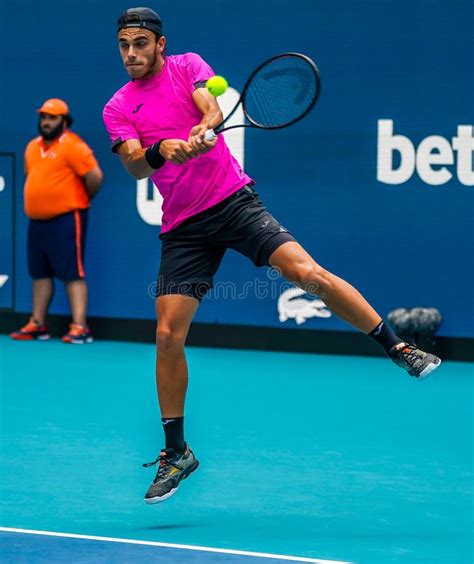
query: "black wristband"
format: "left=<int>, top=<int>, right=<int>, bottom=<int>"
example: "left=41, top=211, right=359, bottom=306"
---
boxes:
left=145, top=141, right=166, bottom=169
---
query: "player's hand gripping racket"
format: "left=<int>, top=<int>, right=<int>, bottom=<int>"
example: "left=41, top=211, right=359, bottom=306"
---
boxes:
left=204, top=52, right=321, bottom=142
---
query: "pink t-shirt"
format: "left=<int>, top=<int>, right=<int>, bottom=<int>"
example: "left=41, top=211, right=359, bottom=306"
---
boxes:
left=103, top=53, right=252, bottom=233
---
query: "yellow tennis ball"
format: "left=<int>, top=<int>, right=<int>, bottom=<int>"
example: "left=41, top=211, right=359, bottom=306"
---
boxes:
left=206, top=75, right=228, bottom=97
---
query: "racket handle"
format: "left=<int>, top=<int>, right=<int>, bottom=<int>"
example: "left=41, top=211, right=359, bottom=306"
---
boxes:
left=204, top=129, right=217, bottom=142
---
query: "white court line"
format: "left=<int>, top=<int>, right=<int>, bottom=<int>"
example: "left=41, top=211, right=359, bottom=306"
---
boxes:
left=0, top=527, right=354, bottom=564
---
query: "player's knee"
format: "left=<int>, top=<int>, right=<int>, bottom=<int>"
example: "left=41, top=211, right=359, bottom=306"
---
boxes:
left=156, top=325, right=186, bottom=355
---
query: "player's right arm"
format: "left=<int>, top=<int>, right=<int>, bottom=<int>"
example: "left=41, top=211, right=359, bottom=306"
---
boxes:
left=117, top=140, right=155, bottom=179
left=104, top=101, right=198, bottom=180
left=117, top=139, right=198, bottom=180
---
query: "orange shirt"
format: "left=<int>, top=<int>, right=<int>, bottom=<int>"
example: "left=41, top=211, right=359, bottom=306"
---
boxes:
left=24, top=130, right=98, bottom=220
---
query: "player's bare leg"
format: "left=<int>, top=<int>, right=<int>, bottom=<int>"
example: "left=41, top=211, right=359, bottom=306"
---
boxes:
left=143, top=294, right=200, bottom=504
left=155, top=294, right=199, bottom=417
left=269, top=242, right=381, bottom=332
left=269, top=241, right=441, bottom=378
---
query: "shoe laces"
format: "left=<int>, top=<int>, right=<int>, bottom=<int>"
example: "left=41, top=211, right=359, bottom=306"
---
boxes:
left=143, top=449, right=183, bottom=481
left=398, top=344, right=422, bottom=366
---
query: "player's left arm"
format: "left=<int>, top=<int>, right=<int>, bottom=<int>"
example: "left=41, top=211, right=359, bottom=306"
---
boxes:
left=82, top=165, right=103, bottom=199
left=188, top=88, right=223, bottom=154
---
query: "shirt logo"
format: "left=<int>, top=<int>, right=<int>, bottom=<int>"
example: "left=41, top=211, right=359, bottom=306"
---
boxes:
left=40, top=148, right=57, bottom=159
left=132, top=103, right=144, bottom=114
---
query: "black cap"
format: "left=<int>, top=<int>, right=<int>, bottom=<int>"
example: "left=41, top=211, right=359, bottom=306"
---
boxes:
left=117, top=7, right=163, bottom=37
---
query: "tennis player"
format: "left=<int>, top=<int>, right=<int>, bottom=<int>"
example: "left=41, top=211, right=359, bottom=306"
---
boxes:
left=103, top=7, right=441, bottom=504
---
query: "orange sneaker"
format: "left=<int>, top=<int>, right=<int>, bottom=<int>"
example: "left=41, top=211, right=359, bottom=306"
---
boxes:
left=10, top=317, right=50, bottom=341
left=62, top=323, right=93, bottom=344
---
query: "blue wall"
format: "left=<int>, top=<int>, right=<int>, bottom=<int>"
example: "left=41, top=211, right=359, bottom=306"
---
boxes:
left=1, top=0, right=473, bottom=337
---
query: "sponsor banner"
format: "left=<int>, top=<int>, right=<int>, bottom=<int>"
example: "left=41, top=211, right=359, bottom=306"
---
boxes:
left=3, top=0, right=473, bottom=336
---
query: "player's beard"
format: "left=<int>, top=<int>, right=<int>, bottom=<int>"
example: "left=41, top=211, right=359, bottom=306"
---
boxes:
left=142, top=37, right=164, bottom=79
left=38, top=118, right=66, bottom=141
left=141, top=51, right=158, bottom=79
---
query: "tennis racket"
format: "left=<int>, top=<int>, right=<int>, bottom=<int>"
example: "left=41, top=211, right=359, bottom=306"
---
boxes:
left=204, top=52, right=321, bottom=141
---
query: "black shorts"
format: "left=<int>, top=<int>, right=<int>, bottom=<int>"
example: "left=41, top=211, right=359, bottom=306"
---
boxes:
left=27, top=210, right=88, bottom=281
left=157, top=185, right=295, bottom=300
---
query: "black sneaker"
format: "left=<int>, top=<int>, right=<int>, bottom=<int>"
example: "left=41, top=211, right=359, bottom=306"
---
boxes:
left=143, top=444, right=199, bottom=504
left=389, top=343, right=441, bottom=379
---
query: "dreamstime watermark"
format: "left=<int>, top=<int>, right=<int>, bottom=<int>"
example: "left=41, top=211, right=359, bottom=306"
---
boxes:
left=146, top=266, right=326, bottom=301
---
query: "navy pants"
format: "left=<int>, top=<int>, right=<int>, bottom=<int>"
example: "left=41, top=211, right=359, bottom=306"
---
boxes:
left=27, top=210, right=88, bottom=281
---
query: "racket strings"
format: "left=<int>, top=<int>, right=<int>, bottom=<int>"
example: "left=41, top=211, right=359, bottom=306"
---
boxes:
left=244, top=56, right=318, bottom=128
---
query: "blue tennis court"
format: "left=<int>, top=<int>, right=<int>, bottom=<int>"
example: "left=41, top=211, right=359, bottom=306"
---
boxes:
left=0, top=336, right=472, bottom=563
